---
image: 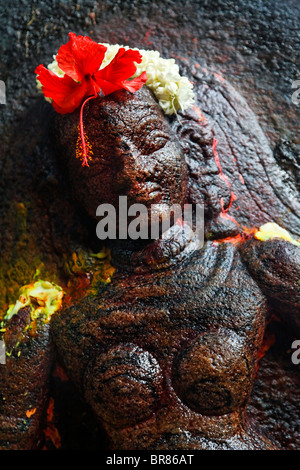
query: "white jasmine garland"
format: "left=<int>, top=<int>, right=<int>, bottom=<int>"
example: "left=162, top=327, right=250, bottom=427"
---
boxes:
left=36, top=44, right=195, bottom=115
left=133, top=49, right=195, bottom=115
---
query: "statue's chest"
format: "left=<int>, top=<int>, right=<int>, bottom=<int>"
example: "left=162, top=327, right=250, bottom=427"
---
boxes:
left=96, top=242, right=267, bottom=344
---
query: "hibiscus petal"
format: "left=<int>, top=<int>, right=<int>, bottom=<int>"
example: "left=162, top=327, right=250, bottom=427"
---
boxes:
left=92, top=78, right=123, bottom=96
left=121, top=71, right=148, bottom=92
left=35, top=64, right=87, bottom=114
left=95, top=70, right=147, bottom=96
left=86, top=76, right=101, bottom=97
left=94, top=48, right=143, bottom=87
left=56, top=32, right=107, bottom=82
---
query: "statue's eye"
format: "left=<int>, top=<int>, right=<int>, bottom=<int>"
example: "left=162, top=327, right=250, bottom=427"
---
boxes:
left=133, top=117, right=169, bottom=155
left=83, top=344, right=164, bottom=428
left=138, top=130, right=169, bottom=155
left=173, top=330, right=252, bottom=416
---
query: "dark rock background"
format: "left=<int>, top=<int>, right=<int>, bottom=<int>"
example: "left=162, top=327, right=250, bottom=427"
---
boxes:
left=0, top=0, right=299, bottom=450
left=1, top=0, right=299, bottom=143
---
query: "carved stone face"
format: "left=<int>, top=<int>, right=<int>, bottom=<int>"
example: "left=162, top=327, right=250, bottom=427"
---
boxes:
left=55, top=82, right=245, bottom=241
left=56, top=87, right=187, bottom=227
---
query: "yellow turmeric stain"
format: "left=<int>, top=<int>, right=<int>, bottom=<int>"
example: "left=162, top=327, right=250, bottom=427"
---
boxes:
left=255, top=222, right=300, bottom=247
left=5, top=280, right=64, bottom=323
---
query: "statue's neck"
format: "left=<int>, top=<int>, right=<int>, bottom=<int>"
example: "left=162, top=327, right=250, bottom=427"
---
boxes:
left=108, top=222, right=202, bottom=274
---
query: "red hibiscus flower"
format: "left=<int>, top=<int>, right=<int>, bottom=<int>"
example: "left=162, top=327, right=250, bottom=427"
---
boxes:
left=35, top=32, right=147, bottom=165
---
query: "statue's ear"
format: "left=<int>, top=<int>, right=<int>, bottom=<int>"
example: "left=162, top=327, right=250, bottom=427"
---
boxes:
left=239, top=234, right=300, bottom=331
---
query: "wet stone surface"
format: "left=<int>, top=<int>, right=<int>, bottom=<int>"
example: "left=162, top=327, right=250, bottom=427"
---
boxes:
left=0, top=0, right=299, bottom=450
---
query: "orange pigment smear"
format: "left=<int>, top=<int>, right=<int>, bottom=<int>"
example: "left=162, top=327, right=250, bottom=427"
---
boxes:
left=216, top=233, right=245, bottom=245
left=213, top=72, right=226, bottom=82
left=192, top=105, right=207, bottom=124
left=220, top=196, right=240, bottom=226
left=143, top=28, right=152, bottom=43
left=239, top=173, right=245, bottom=185
left=212, top=138, right=231, bottom=186
left=62, top=275, right=92, bottom=308
left=170, top=53, right=190, bottom=63
left=212, top=138, right=240, bottom=226
left=257, top=331, right=276, bottom=361
left=52, top=363, right=69, bottom=382
left=216, top=226, right=258, bottom=245
left=43, top=397, right=61, bottom=449
left=26, top=408, right=36, bottom=418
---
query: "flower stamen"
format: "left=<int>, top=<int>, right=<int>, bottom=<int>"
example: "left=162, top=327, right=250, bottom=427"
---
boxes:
left=76, top=95, right=96, bottom=166
left=76, top=125, right=93, bottom=166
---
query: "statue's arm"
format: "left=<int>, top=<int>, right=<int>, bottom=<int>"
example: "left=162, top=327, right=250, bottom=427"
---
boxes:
left=240, top=235, right=300, bottom=329
left=0, top=306, right=54, bottom=449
